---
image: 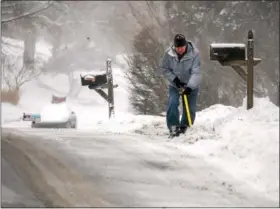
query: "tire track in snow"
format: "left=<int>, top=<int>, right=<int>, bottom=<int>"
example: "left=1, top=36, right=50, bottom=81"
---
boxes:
left=2, top=127, right=277, bottom=207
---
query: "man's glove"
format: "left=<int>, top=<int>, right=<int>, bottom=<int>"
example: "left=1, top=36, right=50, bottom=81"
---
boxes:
left=173, top=77, right=186, bottom=88
left=182, top=87, right=192, bottom=95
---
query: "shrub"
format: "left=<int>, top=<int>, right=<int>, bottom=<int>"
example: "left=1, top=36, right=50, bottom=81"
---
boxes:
left=1, top=88, right=20, bottom=105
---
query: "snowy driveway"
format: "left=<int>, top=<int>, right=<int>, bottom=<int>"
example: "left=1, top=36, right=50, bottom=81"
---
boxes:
left=2, top=127, right=277, bottom=207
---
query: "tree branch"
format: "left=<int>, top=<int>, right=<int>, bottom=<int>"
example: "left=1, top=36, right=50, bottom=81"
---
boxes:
left=1, top=1, right=55, bottom=23
left=145, top=1, right=164, bottom=27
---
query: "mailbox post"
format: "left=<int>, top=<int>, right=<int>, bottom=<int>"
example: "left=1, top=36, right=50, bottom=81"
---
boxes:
left=106, top=59, right=115, bottom=118
left=247, top=30, right=254, bottom=109
left=210, top=30, right=261, bottom=110
left=80, top=59, right=118, bottom=119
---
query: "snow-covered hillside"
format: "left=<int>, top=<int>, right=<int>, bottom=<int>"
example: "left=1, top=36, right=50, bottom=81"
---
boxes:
left=1, top=36, right=52, bottom=64
left=1, top=38, right=279, bottom=203
left=1, top=36, right=52, bottom=90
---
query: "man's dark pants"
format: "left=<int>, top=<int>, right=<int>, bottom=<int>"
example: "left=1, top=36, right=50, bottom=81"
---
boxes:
left=166, top=86, right=199, bottom=132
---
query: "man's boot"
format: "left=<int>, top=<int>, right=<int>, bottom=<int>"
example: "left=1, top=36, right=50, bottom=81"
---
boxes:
left=179, top=125, right=187, bottom=134
left=169, top=125, right=181, bottom=138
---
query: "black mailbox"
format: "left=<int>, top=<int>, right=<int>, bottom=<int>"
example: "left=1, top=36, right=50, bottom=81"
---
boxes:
left=80, top=73, right=107, bottom=86
left=210, top=43, right=246, bottom=62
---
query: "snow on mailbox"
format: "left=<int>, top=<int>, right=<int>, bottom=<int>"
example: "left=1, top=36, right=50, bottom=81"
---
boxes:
left=80, top=59, right=118, bottom=119
left=80, top=73, right=107, bottom=87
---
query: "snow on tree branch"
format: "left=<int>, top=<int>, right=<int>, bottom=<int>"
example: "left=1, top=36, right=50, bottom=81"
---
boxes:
left=1, top=1, right=55, bottom=23
left=2, top=53, right=44, bottom=90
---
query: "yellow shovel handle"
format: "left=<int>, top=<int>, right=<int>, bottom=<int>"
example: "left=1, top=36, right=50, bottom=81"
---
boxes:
left=183, top=94, right=192, bottom=127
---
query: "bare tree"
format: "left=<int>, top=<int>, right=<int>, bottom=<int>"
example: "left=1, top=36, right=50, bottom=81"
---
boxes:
left=1, top=1, right=55, bottom=23
left=2, top=54, right=44, bottom=90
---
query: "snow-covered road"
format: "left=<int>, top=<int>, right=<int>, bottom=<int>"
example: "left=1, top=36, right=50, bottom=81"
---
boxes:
left=1, top=157, right=45, bottom=207
left=2, top=127, right=278, bottom=207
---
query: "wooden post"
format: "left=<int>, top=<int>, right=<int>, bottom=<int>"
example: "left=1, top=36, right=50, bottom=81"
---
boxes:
left=106, top=59, right=115, bottom=118
left=247, top=30, right=254, bottom=109
left=277, top=82, right=280, bottom=107
left=81, top=59, right=118, bottom=119
left=210, top=31, right=261, bottom=110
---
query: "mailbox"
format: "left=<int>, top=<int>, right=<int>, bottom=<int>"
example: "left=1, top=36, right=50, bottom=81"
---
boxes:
left=210, top=43, right=246, bottom=62
left=80, top=59, right=117, bottom=119
left=80, top=73, right=107, bottom=86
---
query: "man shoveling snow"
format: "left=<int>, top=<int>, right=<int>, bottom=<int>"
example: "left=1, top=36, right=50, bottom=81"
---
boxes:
left=160, top=34, right=201, bottom=138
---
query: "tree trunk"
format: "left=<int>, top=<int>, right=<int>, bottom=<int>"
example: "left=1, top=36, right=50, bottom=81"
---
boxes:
left=51, top=26, right=62, bottom=58
left=23, top=21, right=36, bottom=70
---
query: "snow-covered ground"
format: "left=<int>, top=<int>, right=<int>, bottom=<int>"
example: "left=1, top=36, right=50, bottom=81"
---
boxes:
left=1, top=38, right=279, bottom=203
left=2, top=75, right=279, bottom=202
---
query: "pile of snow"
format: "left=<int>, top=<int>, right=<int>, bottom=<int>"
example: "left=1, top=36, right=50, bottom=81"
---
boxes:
left=78, top=113, right=164, bottom=133
left=1, top=103, right=24, bottom=124
left=114, top=97, right=277, bottom=201
left=83, top=97, right=278, bottom=201
left=181, top=97, right=279, bottom=202
left=40, top=103, right=71, bottom=123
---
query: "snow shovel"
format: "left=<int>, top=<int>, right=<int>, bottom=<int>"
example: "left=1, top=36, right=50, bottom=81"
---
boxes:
left=182, top=92, right=192, bottom=127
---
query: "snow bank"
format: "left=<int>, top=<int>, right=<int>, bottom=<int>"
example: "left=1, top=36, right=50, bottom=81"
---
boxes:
left=78, top=113, right=164, bottom=133
left=183, top=97, right=279, bottom=201
left=1, top=103, right=24, bottom=124
left=91, top=97, right=278, bottom=201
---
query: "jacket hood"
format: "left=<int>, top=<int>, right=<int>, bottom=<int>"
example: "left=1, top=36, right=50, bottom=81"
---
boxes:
left=167, top=42, right=195, bottom=58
